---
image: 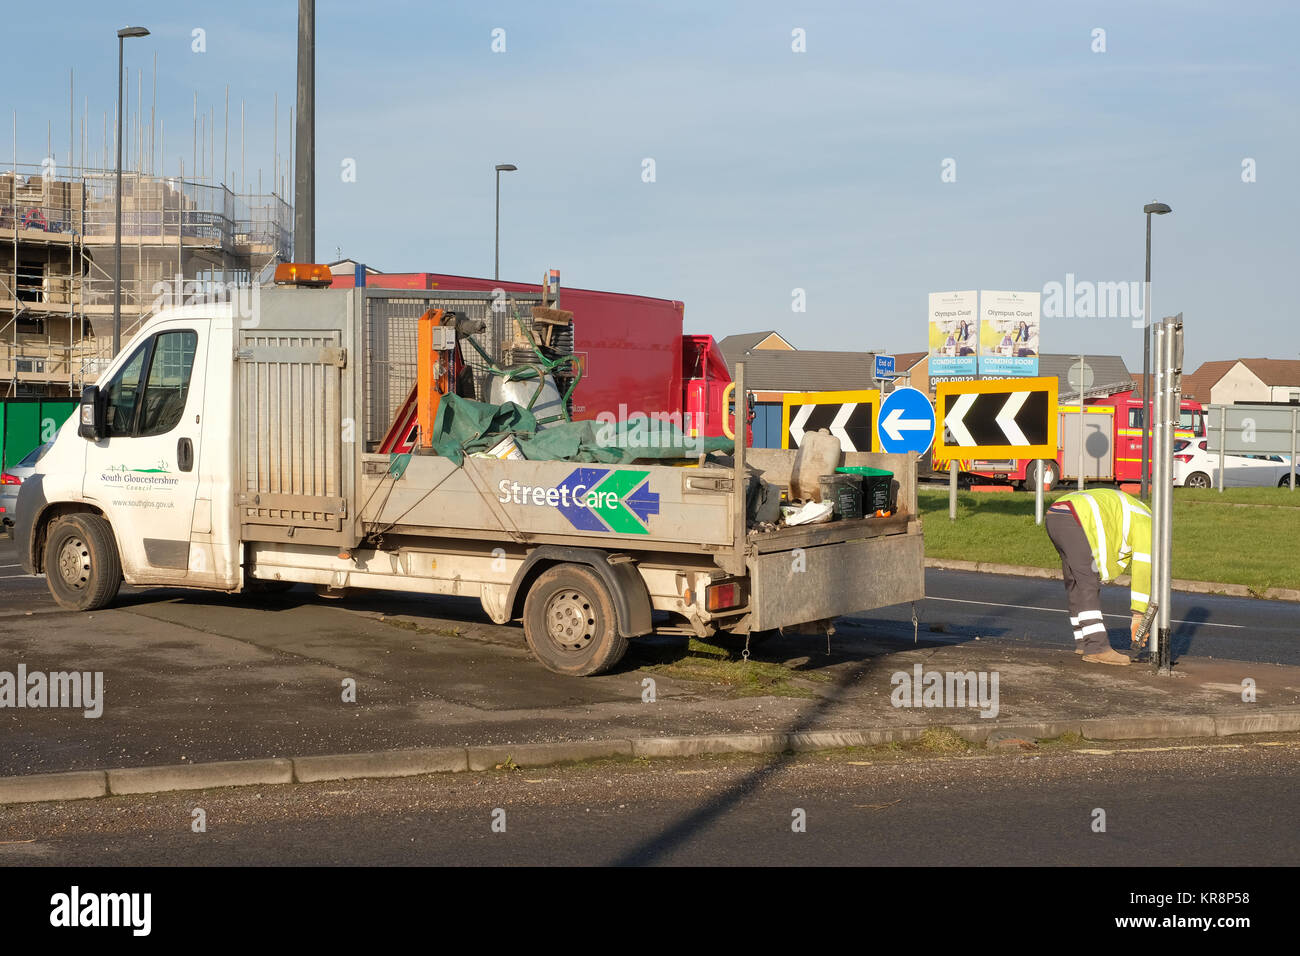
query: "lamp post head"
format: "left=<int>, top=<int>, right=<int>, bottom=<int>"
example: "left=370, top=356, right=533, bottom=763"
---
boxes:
left=495, top=164, right=518, bottom=172
left=1143, top=202, right=1172, bottom=215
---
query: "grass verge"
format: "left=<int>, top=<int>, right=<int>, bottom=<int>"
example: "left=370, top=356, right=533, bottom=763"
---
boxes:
left=634, top=638, right=832, bottom=698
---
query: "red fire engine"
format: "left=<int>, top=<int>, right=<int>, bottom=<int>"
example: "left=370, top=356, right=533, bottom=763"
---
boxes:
left=947, top=389, right=1206, bottom=489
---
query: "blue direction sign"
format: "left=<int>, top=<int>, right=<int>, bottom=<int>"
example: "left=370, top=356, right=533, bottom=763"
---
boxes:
left=874, top=354, right=896, bottom=380
left=877, top=386, right=936, bottom=455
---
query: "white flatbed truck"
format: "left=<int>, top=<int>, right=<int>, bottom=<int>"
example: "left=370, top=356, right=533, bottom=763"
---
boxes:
left=16, top=284, right=925, bottom=675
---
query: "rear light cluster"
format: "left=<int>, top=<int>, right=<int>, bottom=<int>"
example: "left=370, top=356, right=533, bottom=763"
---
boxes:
left=0, top=473, right=21, bottom=485
left=1173, top=454, right=1193, bottom=463
left=705, top=580, right=747, bottom=612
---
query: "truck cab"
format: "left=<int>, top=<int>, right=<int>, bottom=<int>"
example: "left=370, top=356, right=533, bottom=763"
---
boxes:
left=17, top=305, right=242, bottom=603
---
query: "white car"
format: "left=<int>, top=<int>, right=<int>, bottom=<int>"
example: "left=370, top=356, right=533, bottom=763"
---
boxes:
left=1, top=443, right=52, bottom=533
left=1173, top=438, right=1296, bottom=488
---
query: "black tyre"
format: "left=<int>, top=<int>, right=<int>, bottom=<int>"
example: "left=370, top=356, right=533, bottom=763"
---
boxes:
left=523, top=564, right=628, bottom=676
left=1029, top=460, right=1058, bottom=492
left=44, top=514, right=122, bottom=611
left=1280, top=476, right=1295, bottom=488
left=1185, top=472, right=1211, bottom=489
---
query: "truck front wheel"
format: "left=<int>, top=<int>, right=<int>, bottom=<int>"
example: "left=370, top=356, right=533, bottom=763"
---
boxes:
left=523, top=564, right=628, bottom=676
left=44, top=514, right=122, bottom=611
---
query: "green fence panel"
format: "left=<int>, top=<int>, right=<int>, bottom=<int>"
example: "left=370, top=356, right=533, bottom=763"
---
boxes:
left=0, top=400, right=77, bottom=471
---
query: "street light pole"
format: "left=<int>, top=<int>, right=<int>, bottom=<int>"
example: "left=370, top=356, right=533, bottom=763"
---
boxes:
left=1140, top=201, right=1172, bottom=498
left=494, top=163, right=516, bottom=280
left=114, top=26, right=150, bottom=358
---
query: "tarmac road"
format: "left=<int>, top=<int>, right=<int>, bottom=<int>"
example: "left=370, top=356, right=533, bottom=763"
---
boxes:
left=3, top=537, right=1295, bottom=662
left=853, top=568, right=1300, bottom=665
left=1, top=735, right=1296, bottom=867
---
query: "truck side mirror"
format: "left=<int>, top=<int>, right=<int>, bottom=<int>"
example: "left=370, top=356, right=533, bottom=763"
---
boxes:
left=77, top=385, right=104, bottom=441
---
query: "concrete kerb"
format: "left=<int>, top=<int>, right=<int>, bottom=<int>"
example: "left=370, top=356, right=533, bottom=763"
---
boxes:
left=295, top=747, right=469, bottom=782
left=923, top=557, right=1300, bottom=602
left=0, top=770, right=107, bottom=805
left=108, top=758, right=294, bottom=796
left=466, top=739, right=633, bottom=771
left=4, top=711, right=1300, bottom=805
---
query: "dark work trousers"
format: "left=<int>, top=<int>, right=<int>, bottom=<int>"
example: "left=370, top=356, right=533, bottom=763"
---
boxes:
left=1045, top=507, right=1110, bottom=653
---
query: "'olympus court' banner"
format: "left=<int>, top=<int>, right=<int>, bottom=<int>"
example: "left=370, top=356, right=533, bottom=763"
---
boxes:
left=978, top=290, right=1040, bottom=377
left=928, top=290, right=978, bottom=377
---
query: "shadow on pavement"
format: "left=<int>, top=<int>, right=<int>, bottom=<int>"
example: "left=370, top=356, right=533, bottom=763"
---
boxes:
left=606, top=651, right=880, bottom=865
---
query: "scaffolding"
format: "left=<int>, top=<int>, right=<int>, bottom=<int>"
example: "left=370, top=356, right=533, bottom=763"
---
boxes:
left=1, top=163, right=292, bottom=397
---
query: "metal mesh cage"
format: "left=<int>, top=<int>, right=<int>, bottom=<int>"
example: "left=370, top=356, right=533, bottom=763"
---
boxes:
left=361, top=290, right=543, bottom=450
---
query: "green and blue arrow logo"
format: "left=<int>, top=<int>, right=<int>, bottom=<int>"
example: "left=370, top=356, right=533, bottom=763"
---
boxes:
left=555, top=467, right=659, bottom=534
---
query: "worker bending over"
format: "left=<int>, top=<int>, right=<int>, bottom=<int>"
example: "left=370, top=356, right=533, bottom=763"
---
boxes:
left=1044, top=488, right=1151, bottom=666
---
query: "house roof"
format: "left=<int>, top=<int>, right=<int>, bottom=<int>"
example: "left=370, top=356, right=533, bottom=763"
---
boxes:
left=1173, top=358, right=1300, bottom=403
left=717, top=331, right=795, bottom=365
left=1180, top=360, right=1237, bottom=403
left=1037, top=353, right=1134, bottom=401
left=327, top=259, right=382, bottom=275
left=1238, top=358, right=1300, bottom=388
left=893, top=351, right=927, bottom=372
left=724, top=348, right=877, bottom=392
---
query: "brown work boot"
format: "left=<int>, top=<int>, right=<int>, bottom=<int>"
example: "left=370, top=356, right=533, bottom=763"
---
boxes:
left=1074, top=645, right=1085, bottom=655
left=1083, top=648, right=1132, bottom=666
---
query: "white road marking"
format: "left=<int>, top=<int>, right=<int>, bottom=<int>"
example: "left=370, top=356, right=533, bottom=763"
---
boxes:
left=947, top=393, right=977, bottom=445
left=994, top=391, right=1030, bottom=445
left=926, top=595, right=1246, bottom=629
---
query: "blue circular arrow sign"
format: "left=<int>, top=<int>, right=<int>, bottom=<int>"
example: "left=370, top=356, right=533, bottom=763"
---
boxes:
left=877, top=387, right=936, bottom=454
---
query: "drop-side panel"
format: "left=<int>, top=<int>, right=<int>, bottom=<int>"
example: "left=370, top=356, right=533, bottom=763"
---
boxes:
left=237, top=328, right=348, bottom=542
left=749, top=530, right=925, bottom=631
left=358, top=454, right=734, bottom=548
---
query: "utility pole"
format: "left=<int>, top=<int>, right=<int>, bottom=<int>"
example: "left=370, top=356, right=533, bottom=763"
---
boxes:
left=293, top=0, right=315, bottom=262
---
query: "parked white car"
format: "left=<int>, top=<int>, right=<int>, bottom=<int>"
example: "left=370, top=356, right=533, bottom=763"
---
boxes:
left=1173, top=438, right=1296, bottom=488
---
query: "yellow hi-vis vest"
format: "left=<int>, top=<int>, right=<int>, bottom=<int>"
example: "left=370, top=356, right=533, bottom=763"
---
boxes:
left=1056, top=489, right=1153, bottom=612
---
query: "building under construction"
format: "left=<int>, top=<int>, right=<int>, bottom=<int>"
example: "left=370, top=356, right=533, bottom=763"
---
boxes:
left=1, top=164, right=291, bottom=397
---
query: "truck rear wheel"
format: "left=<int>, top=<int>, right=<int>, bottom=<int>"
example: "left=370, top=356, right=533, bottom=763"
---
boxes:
left=523, top=564, right=628, bottom=676
left=44, top=514, right=122, bottom=611
left=1027, top=460, right=1058, bottom=492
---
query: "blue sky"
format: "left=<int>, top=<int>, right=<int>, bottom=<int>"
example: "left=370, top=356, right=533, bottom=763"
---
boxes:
left=5, top=1, right=1297, bottom=371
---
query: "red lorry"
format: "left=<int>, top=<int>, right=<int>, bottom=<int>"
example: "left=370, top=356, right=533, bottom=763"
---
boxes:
left=330, top=269, right=738, bottom=442
left=947, top=390, right=1207, bottom=489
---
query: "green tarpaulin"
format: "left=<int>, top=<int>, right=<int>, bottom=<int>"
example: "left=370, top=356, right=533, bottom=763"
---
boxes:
left=427, top=393, right=733, bottom=466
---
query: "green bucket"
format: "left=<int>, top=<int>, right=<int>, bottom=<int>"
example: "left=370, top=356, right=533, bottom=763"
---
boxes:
left=836, top=466, right=892, bottom=514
